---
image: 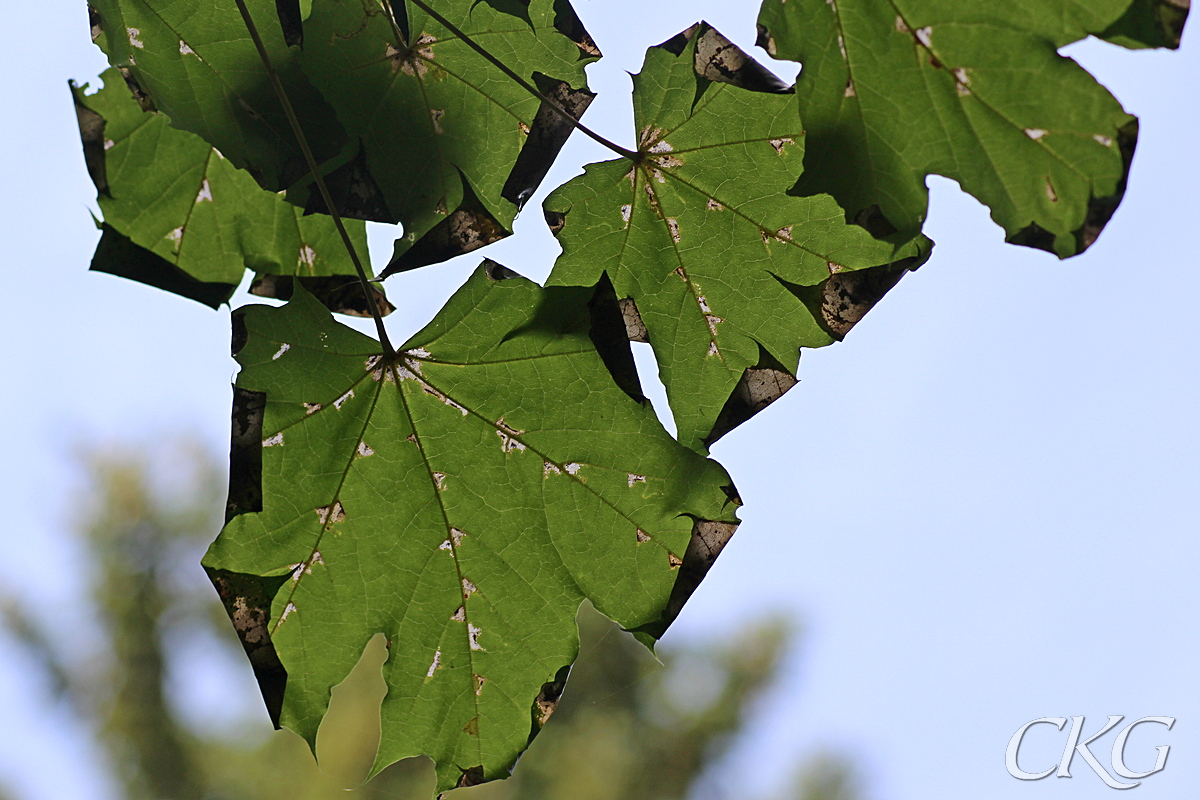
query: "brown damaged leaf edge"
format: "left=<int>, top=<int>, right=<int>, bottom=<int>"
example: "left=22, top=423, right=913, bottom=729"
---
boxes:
left=275, top=0, right=304, bottom=48
left=502, top=73, right=596, bottom=210
left=704, top=347, right=798, bottom=449
left=781, top=256, right=923, bottom=342
left=383, top=171, right=508, bottom=276
left=70, top=79, right=108, bottom=195
left=90, top=224, right=238, bottom=309
left=660, top=22, right=793, bottom=94
left=210, top=363, right=289, bottom=725
left=528, top=664, right=571, bottom=743
left=249, top=274, right=396, bottom=318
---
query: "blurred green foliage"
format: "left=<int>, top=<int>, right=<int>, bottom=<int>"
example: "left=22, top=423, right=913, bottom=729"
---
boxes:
left=1, top=445, right=862, bottom=800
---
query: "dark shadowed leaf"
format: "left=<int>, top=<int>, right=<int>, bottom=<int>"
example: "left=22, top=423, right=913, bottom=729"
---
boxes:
left=73, top=69, right=383, bottom=312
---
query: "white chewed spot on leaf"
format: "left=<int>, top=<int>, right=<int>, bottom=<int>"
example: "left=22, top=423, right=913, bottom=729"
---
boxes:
left=895, top=15, right=909, bottom=33
left=426, top=648, right=441, bottom=677
left=263, top=432, right=284, bottom=447
left=195, top=178, right=212, bottom=202
left=564, top=462, right=582, bottom=475
left=1024, top=128, right=1048, bottom=140
left=104, top=138, right=116, bottom=150
left=334, top=389, right=354, bottom=409
left=449, top=527, right=464, bottom=547
left=668, top=552, right=683, bottom=569
left=769, top=137, right=795, bottom=155
left=298, top=245, right=317, bottom=270
left=636, top=528, right=650, bottom=543
left=179, top=40, right=196, bottom=55
left=430, top=109, right=445, bottom=134
left=1094, top=134, right=1113, bottom=147
left=543, top=461, right=562, bottom=476
left=473, top=674, right=485, bottom=695
left=954, top=68, right=971, bottom=96
left=272, top=343, right=290, bottom=360
left=167, top=226, right=184, bottom=243
left=496, top=417, right=527, bottom=452
left=844, top=79, right=856, bottom=97
left=304, top=402, right=322, bottom=415
left=667, top=218, right=681, bottom=243
left=461, top=578, right=477, bottom=598
left=127, top=27, right=144, bottom=48
left=707, top=341, right=719, bottom=356
left=315, top=501, right=345, bottom=526
left=451, top=605, right=466, bottom=622
left=915, top=26, right=932, bottom=47
left=706, top=198, right=724, bottom=211
left=357, top=441, right=375, bottom=457
left=279, top=602, right=297, bottom=623
left=627, top=473, right=646, bottom=488
left=432, top=472, right=447, bottom=491
left=621, top=204, right=632, bottom=224
left=467, top=623, right=484, bottom=651
left=1045, top=178, right=1058, bottom=202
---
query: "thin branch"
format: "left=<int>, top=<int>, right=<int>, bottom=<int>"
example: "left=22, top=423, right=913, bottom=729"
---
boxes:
left=405, top=0, right=640, bottom=161
left=232, top=0, right=395, bottom=355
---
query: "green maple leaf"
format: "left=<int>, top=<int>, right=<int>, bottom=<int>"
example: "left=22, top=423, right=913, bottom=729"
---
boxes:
left=303, top=0, right=599, bottom=272
left=72, top=68, right=382, bottom=312
left=755, top=0, right=1187, bottom=257
left=544, top=24, right=930, bottom=452
left=202, top=263, right=740, bottom=793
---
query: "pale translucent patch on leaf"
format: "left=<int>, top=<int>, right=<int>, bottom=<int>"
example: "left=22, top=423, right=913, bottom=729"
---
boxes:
left=1044, top=178, right=1058, bottom=202
left=518, top=122, right=531, bottom=135
left=406, top=347, right=432, bottom=359
left=280, top=602, right=298, bottom=622
left=627, top=473, right=646, bottom=487
left=389, top=33, right=437, bottom=76
left=357, top=441, right=375, bottom=457
left=298, top=245, right=317, bottom=270
left=705, top=314, right=724, bottom=336
left=844, top=80, right=856, bottom=98
left=263, top=432, right=284, bottom=447
left=473, top=674, right=485, bottom=695
left=1094, top=134, right=1113, bottom=146
left=638, top=125, right=667, bottom=149
left=316, top=501, right=345, bottom=526
left=563, top=462, right=582, bottom=475
left=652, top=169, right=667, bottom=184
left=706, top=198, right=724, bottom=211
left=451, top=606, right=466, bottom=622
left=915, top=26, right=932, bottom=47
left=674, top=267, right=687, bottom=281
left=195, top=178, right=213, bottom=202
left=496, top=417, right=527, bottom=452
left=648, top=140, right=674, bottom=154
left=708, top=341, right=719, bottom=356
left=667, top=218, right=681, bottom=243
left=636, top=528, right=650, bottom=543
left=543, top=461, right=562, bottom=476
left=422, top=383, right=469, bottom=415
left=179, top=40, right=195, bottom=55
left=104, top=138, right=115, bottom=150
left=621, top=204, right=632, bottom=224
left=1024, top=128, right=1048, bottom=140
left=433, top=472, right=447, bottom=490
left=827, top=261, right=846, bottom=274
left=304, top=402, right=322, bottom=415
left=461, top=578, right=477, bottom=598
left=426, top=649, right=442, bottom=677
left=769, top=137, right=795, bottom=155
left=430, top=109, right=445, bottom=135
left=334, top=389, right=354, bottom=409
left=467, top=624, right=484, bottom=651
left=954, top=68, right=971, bottom=96
left=895, top=15, right=909, bottom=33
left=272, top=343, right=291, bottom=360
left=698, top=295, right=713, bottom=314
left=127, top=28, right=144, bottom=48
left=450, top=527, right=465, bottom=547
left=775, top=225, right=793, bottom=242
left=167, top=226, right=184, bottom=243
left=668, top=552, right=683, bottom=569
left=837, top=33, right=847, bottom=58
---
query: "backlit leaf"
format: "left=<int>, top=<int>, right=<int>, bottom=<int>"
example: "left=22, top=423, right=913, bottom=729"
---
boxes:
left=753, top=0, right=1181, bottom=256
left=545, top=24, right=930, bottom=452
left=202, top=263, right=740, bottom=792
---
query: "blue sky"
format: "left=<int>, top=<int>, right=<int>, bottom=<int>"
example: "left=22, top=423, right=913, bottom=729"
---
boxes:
left=1, top=2, right=1196, bottom=798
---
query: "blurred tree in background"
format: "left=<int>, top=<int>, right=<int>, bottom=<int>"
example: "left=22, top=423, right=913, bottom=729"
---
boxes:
left=0, top=444, right=862, bottom=800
